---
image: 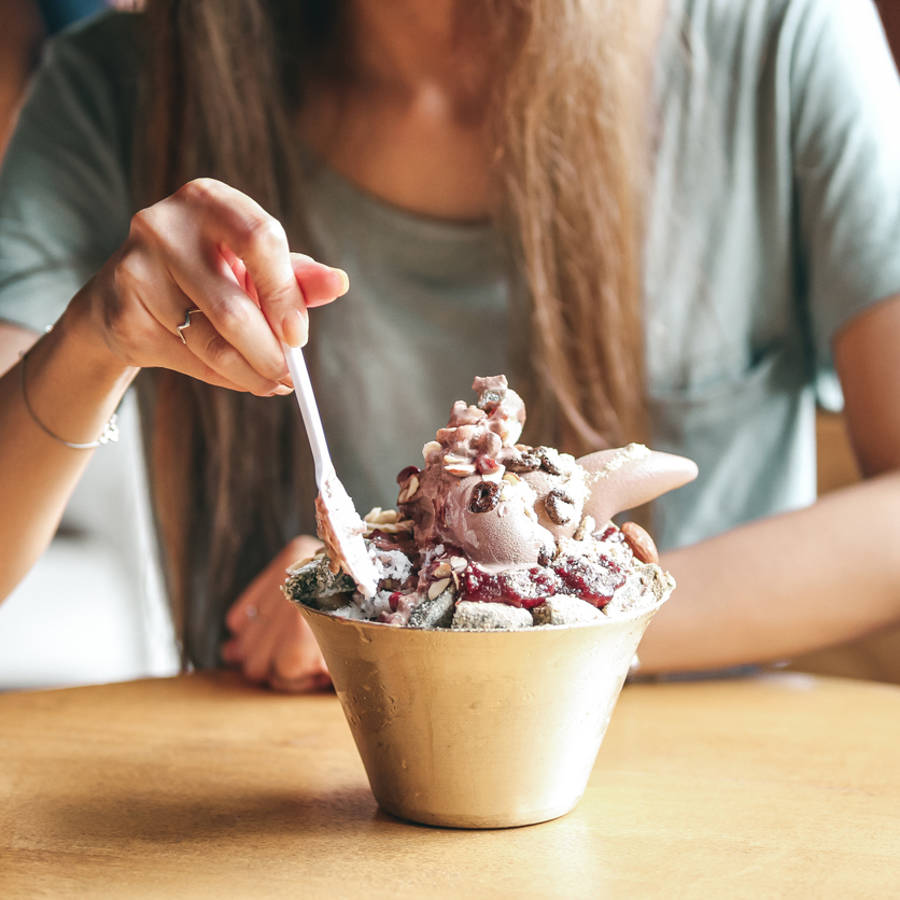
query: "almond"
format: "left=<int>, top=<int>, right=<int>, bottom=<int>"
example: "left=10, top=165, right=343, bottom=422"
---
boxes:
left=444, top=463, right=477, bottom=477
left=365, top=507, right=400, bottom=525
left=398, top=474, right=420, bottom=503
left=428, top=577, right=452, bottom=600
left=366, top=519, right=415, bottom=535
left=443, top=452, right=470, bottom=466
left=620, top=521, right=659, bottom=564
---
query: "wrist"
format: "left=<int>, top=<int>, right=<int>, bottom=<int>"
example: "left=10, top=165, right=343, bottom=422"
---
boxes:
left=58, top=272, right=139, bottom=386
left=17, top=274, right=140, bottom=451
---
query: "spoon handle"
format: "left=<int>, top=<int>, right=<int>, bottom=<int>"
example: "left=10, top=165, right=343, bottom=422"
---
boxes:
left=283, top=344, right=331, bottom=486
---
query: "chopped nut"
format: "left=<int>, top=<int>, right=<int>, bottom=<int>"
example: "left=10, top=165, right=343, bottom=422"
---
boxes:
left=428, top=577, right=452, bottom=600
left=444, top=463, right=477, bottom=477
left=433, top=561, right=452, bottom=578
left=422, top=440, right=442, bottom=461
left=502, top=471, right=521, bottom=485
left=397, top=474, right=420, bottom=503
left=449, top=556, right=468, bottom=571
left=443, top=452, right=470, bottom=466
left=395, top=465, right=420, bottom=484
left=366, top=519, right=415, bottom=535
left=364, top=507, right=400, bottom=525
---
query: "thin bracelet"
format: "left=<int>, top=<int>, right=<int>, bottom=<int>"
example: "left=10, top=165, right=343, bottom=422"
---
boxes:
left=20, top=348, right=119, bottom=450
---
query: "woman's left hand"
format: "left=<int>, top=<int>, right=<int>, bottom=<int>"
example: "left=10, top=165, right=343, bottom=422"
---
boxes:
left=222, top=535, right=331, bottom=692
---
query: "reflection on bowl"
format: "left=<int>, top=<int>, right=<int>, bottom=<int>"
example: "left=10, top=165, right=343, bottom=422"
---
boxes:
left=298, top=599, right=664, bottom=829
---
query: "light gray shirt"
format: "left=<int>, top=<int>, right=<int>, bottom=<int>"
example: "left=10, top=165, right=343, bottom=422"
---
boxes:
left=2, top=0, right=900, bottom=556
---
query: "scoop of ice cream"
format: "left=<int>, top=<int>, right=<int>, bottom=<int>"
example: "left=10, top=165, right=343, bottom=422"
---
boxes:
left=397, top=376, right=697, bottom=568
left=399, top=375, right=533, bottom=560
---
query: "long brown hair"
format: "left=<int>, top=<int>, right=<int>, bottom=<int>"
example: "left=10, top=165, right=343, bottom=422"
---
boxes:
left=134, top=0, right=653, bottom=667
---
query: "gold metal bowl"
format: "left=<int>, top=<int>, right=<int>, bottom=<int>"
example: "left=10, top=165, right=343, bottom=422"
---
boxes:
left=298, top=601, right=664, bottom=829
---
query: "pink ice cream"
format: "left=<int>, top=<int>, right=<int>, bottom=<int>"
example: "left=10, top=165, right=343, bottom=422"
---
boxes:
left=397, top=375, right=696, bottom=568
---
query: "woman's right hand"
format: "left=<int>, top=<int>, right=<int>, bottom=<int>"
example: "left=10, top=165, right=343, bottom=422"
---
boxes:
left=77, top=177, right=348, bottom=395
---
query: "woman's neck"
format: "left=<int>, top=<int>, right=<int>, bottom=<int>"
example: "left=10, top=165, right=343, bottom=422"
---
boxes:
left=296, top=0, right=494, bottom=221
left=346, top=0, right=489, bottom=105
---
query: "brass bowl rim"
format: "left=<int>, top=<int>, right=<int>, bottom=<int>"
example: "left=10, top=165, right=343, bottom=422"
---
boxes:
left=296, top=593, right=666, bottom=635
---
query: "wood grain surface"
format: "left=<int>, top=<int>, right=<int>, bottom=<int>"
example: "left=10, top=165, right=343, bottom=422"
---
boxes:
left=1, top=671, right=898, bottom=898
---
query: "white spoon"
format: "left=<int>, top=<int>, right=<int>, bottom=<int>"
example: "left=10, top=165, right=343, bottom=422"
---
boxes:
left=283, top=344, right=378, bottom=597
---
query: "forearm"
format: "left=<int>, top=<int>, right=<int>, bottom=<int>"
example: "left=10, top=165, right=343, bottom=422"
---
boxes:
left=638, top=471, right=900, bottom=673
left=0, top=179, right=350, bottom=603
left=0, top=287, right=137, bottom=599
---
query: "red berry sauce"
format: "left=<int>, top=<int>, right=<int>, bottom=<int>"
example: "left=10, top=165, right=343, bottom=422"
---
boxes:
left=461, top=554, right=624, bottom=609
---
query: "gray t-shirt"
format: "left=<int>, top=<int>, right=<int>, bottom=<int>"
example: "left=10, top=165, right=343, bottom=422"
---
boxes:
left=2, top=0, right=900, bottom=554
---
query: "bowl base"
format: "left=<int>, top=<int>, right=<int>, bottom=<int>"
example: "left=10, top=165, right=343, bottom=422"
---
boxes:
left=375, top=795, right=582, bottom=830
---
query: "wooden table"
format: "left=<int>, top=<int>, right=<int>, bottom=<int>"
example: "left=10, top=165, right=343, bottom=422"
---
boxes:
left=1, top=671, right=898, bottom=898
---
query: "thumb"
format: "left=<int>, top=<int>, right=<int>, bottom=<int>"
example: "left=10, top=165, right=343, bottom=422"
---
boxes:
left=291, top=253, right=350, bottom=308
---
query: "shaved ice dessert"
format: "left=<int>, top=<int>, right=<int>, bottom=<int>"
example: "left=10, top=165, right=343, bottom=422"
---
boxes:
left=285, top=376, right=696, bottom=629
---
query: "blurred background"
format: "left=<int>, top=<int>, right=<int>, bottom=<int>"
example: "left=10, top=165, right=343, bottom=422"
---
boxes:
left=0, top=0, right=178, bottom=691
left=0, top=0, right=898, bottom=689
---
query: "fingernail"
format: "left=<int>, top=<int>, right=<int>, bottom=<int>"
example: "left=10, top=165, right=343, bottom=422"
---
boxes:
left=332, top=268, right=350, bottom=296
left=281, top=309, right=307, bottom=347
left=273, top=384, right=293, bottom=395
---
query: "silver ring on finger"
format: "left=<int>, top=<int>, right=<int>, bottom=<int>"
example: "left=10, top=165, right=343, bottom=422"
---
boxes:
left=176, top=307, right=204, bottom=344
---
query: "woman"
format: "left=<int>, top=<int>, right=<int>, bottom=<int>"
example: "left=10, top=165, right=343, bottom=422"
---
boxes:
left=1, top=0, right=899, bottom=690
